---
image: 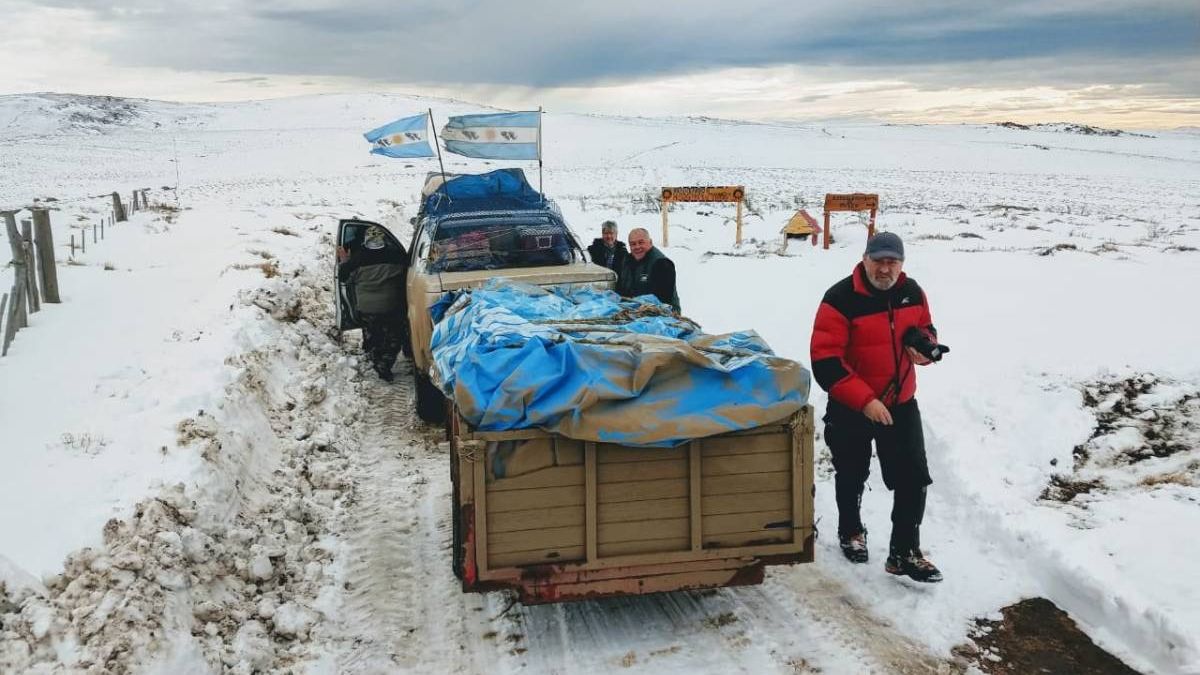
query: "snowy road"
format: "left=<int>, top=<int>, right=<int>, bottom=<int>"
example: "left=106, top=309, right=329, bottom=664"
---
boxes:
left=323, top=336, right=961, bottom=674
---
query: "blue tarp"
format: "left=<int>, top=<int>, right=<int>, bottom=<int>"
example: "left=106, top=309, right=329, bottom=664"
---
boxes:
left=430, top=280, right=810, bottom=447
left=422, top=168, right=544, bottom=217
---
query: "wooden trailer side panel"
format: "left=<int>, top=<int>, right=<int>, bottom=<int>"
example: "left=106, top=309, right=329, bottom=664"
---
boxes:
left=484, top=439, right=587, bottom=569
left=596, top=444, right=691, bottom=557
left=699, top=433, right=794, bottom=549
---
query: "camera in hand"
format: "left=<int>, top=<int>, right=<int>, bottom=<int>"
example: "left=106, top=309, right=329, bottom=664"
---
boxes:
left=902, top=326, right=950, bottom=362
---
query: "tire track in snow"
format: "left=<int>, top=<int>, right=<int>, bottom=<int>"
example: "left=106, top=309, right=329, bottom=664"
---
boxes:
left=767, top=568, right=964, bottom=674
left=335, top=362, right=495, bottom=673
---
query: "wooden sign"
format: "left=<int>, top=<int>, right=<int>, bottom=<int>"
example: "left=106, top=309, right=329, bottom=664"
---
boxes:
left=660, top=185, right=747, bottom=246
left=824, top=193, right=878, bottom=212
left=661, top=186, right=744, bottom=203
left=822, top=192, right=879, bottom=250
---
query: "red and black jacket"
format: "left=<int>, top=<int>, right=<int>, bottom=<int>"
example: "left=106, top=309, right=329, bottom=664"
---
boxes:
left=810, top=263, right=936, bottom=411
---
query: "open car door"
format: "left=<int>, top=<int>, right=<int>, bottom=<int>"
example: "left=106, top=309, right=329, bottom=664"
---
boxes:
left=335, top=219, right=409, bottom=338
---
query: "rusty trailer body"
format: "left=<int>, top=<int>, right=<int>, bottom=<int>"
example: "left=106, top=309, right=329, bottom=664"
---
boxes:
left=448, top=406, right=815, bottom=604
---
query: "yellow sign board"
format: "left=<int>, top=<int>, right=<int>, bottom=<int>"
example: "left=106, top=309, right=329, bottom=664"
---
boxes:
left=661, top=186, right=745, bottom=203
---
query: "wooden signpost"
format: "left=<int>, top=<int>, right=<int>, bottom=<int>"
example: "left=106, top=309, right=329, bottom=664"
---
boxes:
left=822, top=193, right=879, bottom=250
left=660, top=185, right=746, bottom=246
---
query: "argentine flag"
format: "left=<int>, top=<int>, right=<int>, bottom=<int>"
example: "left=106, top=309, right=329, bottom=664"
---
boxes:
left=364, top=113, right=434, bottom=158
left=441, top=111, right=540, bottom=160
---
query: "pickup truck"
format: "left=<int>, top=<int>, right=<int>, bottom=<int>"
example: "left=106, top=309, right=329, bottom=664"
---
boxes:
left=336, top=168, right=615, bottom=423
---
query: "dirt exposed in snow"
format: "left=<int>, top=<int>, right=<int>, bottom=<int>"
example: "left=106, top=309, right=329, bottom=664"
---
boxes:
left=1042, top=374, right=1200, bottom=503
left=960, top=597, right=1142, bottom=674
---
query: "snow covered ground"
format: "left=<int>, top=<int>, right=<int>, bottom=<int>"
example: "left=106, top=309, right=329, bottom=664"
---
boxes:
left=1, top=92, right=1198, bottom=674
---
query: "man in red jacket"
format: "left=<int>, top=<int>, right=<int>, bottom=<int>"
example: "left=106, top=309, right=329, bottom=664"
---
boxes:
left=810, top=232, right=944, bottom=582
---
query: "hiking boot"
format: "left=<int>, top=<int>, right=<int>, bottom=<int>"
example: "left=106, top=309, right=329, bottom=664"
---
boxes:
left=374, top=364, right=394, bottom=382
left=839, top=531, right=869, bottom=564
left=885, top=549, right=943, bottom=583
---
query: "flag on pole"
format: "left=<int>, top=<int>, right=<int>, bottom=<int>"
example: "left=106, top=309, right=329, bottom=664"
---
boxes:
left=363, top=113, right=435, bottom=158
left=441, top=111, right=540, bottom=160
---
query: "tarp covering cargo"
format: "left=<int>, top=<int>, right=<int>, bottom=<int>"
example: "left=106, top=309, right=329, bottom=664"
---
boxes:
left=429, top=280, right=810, bottom=447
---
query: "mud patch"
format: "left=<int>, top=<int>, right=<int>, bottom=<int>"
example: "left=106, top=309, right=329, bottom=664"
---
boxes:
left=959, top=597, right=1141, bottom=674
left=1042, top=373, right=1200, bottom=502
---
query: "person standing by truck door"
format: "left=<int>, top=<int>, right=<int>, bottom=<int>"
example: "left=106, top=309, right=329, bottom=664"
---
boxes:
left=587, top=220, right=629, bottom=273
left=337, top=226, right=407, bottom=382
left=809, top=232, right=946, bottom=583
left=617, top=227, right=681, bottom=312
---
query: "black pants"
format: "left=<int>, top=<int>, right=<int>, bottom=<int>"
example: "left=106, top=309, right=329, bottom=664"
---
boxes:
left=824, top=399, right=932, bottom=553
left=360, top=311, right=405, bottom=373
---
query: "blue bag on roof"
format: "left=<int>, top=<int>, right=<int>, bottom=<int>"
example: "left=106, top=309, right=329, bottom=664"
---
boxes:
left=422, top=168, right=543, bottom=216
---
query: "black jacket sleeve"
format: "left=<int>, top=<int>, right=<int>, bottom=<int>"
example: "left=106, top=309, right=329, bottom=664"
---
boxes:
left=337, top=256, right=361, bottom=282
left=650, top=259, right=676, bottom=305
left=587, top=241, right=604, bottom=265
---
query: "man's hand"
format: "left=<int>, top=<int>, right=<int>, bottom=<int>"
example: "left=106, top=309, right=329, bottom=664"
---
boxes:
left=906, top=346, right=932, bottom=366
left=862, top=399, right=893, bottom=425
left=337, top=246, right=350, bottom=263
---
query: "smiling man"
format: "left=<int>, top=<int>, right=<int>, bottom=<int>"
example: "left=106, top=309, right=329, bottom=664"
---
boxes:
left=587, top=220, right=629, bottom=273
left=810, top=232, right=945, bottom=583
left=616, top=227, right=680, bottom=312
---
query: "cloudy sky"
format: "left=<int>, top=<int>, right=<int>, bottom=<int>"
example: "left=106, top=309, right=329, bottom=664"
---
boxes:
left=2, top=0, right=1197, bottom=128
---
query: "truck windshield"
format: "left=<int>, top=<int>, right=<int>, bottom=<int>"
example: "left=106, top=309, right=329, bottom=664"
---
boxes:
left=430, top=216, right=579, bottom=273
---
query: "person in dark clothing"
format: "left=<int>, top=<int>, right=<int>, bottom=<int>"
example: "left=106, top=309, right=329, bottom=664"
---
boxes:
left=337, top=226, right=408, bottom=382
left=587, top=220, right=629, bottom=274
left=809, top=232, right=944, bottom=583
left=616, top=228, right=680, bottom=312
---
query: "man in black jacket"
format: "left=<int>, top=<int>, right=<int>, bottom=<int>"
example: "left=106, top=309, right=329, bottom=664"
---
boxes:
left=337, top=226, right=408, bottom=382
left=616, top=228, right=680, bottom=312
left=587, top=220, right=628, bottom=273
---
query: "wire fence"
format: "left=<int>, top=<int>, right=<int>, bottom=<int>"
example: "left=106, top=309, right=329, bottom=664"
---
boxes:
left=2, top=188, right=158, bottom=356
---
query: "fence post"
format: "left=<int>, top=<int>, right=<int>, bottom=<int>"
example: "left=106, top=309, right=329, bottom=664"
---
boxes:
left=0, top=292, right=7, bottom=354
left=4, top=212, right=28, bottom=330
left=70, top=234, right=75, bottom=258
left=112, top=192, right=127, bottom=222
left=101, top=218, right=105, bottom=240
left=1, top=290, right=14, bottom=356
left=93, top=223, right=97, bottom=244
left=21, top=218, right=40, bottom=314
left=31, top=208, right=60, bottom=303
left=82, top=226, right=86, bottom=254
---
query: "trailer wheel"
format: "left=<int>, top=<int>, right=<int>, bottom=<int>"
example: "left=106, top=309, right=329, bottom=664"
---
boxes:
left=414, top=369, right=447, bottom=425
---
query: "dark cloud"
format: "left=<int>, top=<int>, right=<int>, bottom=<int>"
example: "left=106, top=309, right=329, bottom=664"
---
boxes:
left=12, top=0, right=1200, bottom=95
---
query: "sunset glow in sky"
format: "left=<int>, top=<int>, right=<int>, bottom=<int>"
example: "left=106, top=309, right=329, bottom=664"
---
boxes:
left=2, top=0, right=1197, bottom=128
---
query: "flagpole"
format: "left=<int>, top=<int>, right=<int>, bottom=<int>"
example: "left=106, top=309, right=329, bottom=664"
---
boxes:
left=429, top=108, right=449, bottom=193
left=537, top=106, right=544, bottom=199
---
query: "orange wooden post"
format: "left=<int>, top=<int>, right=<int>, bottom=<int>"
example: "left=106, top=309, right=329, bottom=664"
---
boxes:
left=823, top=210, right=832, bottom=250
